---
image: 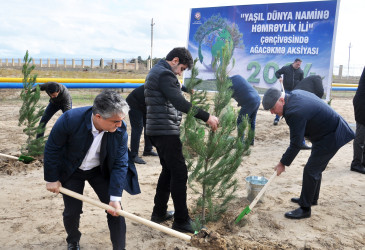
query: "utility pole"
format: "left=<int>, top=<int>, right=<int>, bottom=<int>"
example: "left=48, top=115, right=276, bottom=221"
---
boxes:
left=347, top=42, right=352, bottom=78
left=150, top=18, right=155, bottom=69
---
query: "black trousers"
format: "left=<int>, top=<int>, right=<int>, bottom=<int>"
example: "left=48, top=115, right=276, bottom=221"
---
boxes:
left=299, top=147, right=339, bottom=208
left=351, top=122, right=365, bottom=168
left=128, top=108, right=153, bottom=158
left=62, top=167, right=126, bottom=249
left=149, top=135, right=189, bottom=223
left=37, top=102, right=71, bottom=138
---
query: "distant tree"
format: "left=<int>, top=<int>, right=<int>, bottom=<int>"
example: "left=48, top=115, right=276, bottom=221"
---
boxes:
left=130, top=56, right=145, bottom=64
left=181, top=44, right=252, bottom=226
left=18, top=50, right=46, bottom=156
left=152, top=57, right=162, bottom=65
left=145, top=57, right=163, bottom=67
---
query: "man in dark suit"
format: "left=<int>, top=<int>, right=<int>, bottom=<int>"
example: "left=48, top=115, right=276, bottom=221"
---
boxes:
left=126, top=85, right=158, bottom=164
left=262, top=88, right=354, bottom=219
left=230, top=75, right=261, bottom=145
left=351, top=67, right=365, bottom=174
left=44, top=90, right=140, bottom=250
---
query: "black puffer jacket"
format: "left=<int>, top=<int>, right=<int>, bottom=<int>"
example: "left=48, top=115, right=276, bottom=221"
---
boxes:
left=275, top=64, right=304, bottom=91
left=126, top=84, right=189, bottom=114
left=295, top=75, right=324, bottom=98
left=144, top=60, right=209, bottom=136
left=353, top=67, right=365, bottom=125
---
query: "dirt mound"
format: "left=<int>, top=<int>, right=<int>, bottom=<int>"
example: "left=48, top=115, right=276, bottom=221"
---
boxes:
left=0, top=158, right=43, bottom=175
left=191, top=229, right=227, bottom=250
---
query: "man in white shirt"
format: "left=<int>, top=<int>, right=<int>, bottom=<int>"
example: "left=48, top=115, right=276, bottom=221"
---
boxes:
left=44, top=90, right=133, bottom=250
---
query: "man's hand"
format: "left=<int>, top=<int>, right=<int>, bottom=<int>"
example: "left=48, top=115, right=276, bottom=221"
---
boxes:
left=107, top=201, right=122, bottom=217
left=206, top=115, right=219, bottom=132
left=46, top=181, right=61, bottom=194
left=279, top=78, right=283, bottom=83
left=274, top=162, right=285, bottom=176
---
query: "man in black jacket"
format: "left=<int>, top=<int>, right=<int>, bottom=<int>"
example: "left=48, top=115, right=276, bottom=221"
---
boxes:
left=351, top=67, right=365, bottom=174
left=274, top=59, right=310, bottom=150
left=145, top=47, right=219, bottom=233
left=262, top=88, right=354, bottom=219
left=274, top=58, right=304, bottom=125
left=33, top=82, right=72, bottom=138
left=295, top=75, right=324, bottom=98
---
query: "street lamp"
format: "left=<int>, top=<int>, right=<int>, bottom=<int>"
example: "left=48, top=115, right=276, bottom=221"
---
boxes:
left=150, top=18, right=155, bottom=69
left=347, top=42, right=352, bottom=78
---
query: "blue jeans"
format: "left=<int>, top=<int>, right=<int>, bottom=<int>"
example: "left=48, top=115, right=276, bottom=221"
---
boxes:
left=62, top=167, right=126, bottom=249
left=128, top=108, right=153, bottom=158
left=237, top=101, right=260, bottom=143
left=37, top=102, right=71, bottom=138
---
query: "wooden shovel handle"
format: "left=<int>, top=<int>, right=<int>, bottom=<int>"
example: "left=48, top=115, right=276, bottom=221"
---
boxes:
left=59, top=187, right=191, bottom=242
left=0, top=153, right=19, bottom=160
left=249, top=171, right=277, bottom=210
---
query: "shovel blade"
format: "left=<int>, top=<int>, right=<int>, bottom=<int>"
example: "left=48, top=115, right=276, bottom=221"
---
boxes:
left=235, top=206, right=251, bottom=224
left=19, top=155, right=35, bottom=164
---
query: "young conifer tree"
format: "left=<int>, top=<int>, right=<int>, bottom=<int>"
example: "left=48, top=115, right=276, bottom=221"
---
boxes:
left=181, top=45, right=253, bottom=226
left=18, top=50, right=46, bottom=156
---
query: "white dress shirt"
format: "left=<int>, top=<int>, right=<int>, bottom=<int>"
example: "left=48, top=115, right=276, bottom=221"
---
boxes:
left=79, top=116, right=105, bottom=171
left=79, top=115, right=120, bottom=202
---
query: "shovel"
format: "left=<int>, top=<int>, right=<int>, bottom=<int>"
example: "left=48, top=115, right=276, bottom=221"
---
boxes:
left=235, top=171, right=277, bottom=223
left=58, top=187, right=191, bottom=242
left=0, top=153, right=35, bottom=164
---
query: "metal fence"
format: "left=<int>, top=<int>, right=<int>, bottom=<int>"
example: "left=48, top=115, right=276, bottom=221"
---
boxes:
left=0, top=58, right=151, bottom=70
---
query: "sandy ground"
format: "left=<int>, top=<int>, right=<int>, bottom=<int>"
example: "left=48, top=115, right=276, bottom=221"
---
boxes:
left=0, top=89, right=364, bottom=250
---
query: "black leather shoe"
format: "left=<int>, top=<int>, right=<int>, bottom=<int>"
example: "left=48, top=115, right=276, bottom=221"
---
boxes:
left=351, top=165, right=365, bottom=174
left=300, top=144, right=312, bottom=150
left=67, top=242, right=80, bottom=250
left=172, top=219, right=194, bottom=234
left=291, top=197, right=317, bottom=206
left=133, top=156, right=146, bottom=164
left=143, top=150, right=158, bottom=156
left=284, top=207, right=311, bottom=219
left=151, top=211, right=174, bottom=223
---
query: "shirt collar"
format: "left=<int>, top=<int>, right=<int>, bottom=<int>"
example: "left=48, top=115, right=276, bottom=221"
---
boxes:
left=282, top=93, right=290, bottom=117
left=91, top=115, right=107, bottom=134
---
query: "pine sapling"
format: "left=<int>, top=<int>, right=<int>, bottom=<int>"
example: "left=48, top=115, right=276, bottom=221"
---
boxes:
left=18, top=50, right=46, bottom=157
left=182, top=44, right=253, bottom=225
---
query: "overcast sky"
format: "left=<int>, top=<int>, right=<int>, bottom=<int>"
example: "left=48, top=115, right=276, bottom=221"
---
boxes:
left=0, top=0, right=363, bottom=70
